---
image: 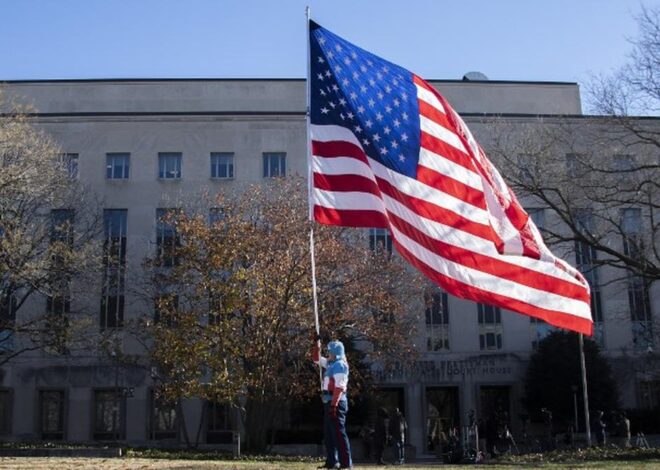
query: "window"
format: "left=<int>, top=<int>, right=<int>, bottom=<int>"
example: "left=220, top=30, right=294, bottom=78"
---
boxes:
left=211, top=153, right=234, bottom=179
left=0, top=390, right=11, bottom=434
left=93, top=390, right=124, bottom=440
left=40, top=390, right=65, bottom=440
left=478, top=304, right=502, bottom=351
left=51, top=209, right=74, bottom=245
left=517, top=154, right=534, bottom=183
left=527, top=208, right=545, bottom=230
left=150, top=390, right=177, bottom=440
left=262, top=152, right=286, bottom=178
left=640, top=380, right=660, bottom=409
left=0, top=294, right=17, bottom=328
left=106, top=153, right=130, bottom=179
left=100, top=210, right=127, bottom=329
left=0, top=293, right=16, bottom=352
left=156, top=209, right=180, bottom=267
left=46, top=294, right=70, bottom=316
left=154, top=294, right=178, bottom=326
left=621, top=208, right=653, bottom=349
left=425, top=290, right=449, bottom=351
left=530, top=317, right=555, bottom=350
left=48, top=209, right=74, bottom=317
left=158, top=152, right=182, bottom=179
left=565, top=153, right=587, bottom=177
left=206, top=401, right=231, bottom=443
left=59, top=153, right=78, bottom=179
left=614, top=154, right=634, bottom=172
left=575, top=210, right=604, bottom=345
left=369, top=228, right=392, bottom=254
left=209, top=208, right=225, bottom=226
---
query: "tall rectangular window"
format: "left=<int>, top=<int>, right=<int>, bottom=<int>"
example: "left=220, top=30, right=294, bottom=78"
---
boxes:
left=93, top=390, right=124, bottom=440
left=51, top=209, right=74, bottom=245
left=517, top=154, right=534, bottom=183
left=621, top=208, right=652, bottom=349
left=0, top=390, right=11, bottom=434
left=48, top=210, right=74, bottom=316
left=150, top=390, right=177, bottom=440
left=100, top=210, right=127, bottom=329
left=39, top=390, right=65, bottom=440
left=262, top=152, right=286, bottom=178
left=425, top=290, right=449, bottom=351
left=158, top=152, right=182, bottom=179
left=59, top=153, right=78, bottom=179
left=640, top=380, right=660, bottom=409
left=206, top=401, right=231, bottom=443
left=106, top=153, right=130, bottom=179
left=156, top=209, right=180, bottom=267
left=478, top=304, right=502, bottom=351
left=575, top=210, right=604, bottom=345
left=210, top=153, right=234, bottom=179
left=154, top=294, right=178, bottom=327
left=369, top=228, right=392, bottom=254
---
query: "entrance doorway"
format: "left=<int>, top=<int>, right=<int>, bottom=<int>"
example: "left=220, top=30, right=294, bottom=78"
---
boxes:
left=479, top=385, right=512, bottom=453
left=425, top=387, right=459, bottom=453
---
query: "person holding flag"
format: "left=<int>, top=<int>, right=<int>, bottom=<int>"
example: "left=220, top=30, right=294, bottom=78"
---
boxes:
left=312, top=336, right=352, bottom=469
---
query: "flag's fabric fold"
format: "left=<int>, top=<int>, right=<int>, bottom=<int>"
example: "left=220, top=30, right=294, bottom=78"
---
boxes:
left=308, top=20, right=592, bottom=335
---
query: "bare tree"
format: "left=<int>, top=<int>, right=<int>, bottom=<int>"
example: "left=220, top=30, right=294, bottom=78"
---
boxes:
left=0, top=90, right=102, bottom=365
left=589, top=6, right=660, bottom=126
left=487, top=117, right=658, bottom=283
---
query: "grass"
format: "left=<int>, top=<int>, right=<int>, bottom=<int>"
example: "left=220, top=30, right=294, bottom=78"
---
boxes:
left=0, top=457, right=660, bottom=470
left=0, top=447, right=659, bottom=469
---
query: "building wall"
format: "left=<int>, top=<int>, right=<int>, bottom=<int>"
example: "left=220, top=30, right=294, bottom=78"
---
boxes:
left=0, top=80, right=657, bottom=452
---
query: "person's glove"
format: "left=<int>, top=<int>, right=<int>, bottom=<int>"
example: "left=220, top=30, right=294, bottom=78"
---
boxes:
left=329, top=406, right=338, bottom=418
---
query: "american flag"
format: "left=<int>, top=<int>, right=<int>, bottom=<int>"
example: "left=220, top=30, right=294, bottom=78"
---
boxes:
left=308, top=21, right=592, bottom=335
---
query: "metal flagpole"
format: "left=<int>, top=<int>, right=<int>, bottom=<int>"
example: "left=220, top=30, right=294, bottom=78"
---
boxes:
left=305, top=5, right=323, bottom=392
left=579, top=333, right=592, bottom=446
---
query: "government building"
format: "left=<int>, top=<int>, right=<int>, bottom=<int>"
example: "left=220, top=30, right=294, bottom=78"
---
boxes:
left=0, top=78, right=658, bottom=455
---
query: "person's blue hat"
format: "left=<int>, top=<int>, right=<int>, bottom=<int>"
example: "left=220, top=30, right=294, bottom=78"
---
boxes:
left=328, top=340, right=345, bottom=359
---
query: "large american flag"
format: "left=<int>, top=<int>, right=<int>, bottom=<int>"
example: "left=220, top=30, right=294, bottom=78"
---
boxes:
left=308, top=21, right=592, bottom=335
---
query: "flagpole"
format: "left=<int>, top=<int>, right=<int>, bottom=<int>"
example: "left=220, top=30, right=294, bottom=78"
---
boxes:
left=305, top=5, right=323, bottom=392
left=579, top=333, right=592, bottom=446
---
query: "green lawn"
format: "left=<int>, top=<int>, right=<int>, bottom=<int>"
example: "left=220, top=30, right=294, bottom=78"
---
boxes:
left=1, top=458, right=660, bottom=470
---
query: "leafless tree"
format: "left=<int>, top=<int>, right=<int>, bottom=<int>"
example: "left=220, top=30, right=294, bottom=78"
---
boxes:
left=0, top=90, right=102, bottom=365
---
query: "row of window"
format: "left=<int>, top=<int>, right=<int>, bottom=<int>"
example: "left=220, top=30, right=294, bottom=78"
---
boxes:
left=28, top=209, right=653, bottom=348
left=74, top=152, right=289, bottom=180
left=0, top=388, right=230, bottom=441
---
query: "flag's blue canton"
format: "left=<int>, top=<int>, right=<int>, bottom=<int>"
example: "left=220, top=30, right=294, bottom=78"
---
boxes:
left=310, top=22, right=421, bottom=178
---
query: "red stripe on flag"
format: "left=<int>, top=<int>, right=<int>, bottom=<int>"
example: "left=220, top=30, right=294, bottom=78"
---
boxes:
left=417, top=99, right=455, bottom=135
left=393, top=237, right=593, bottom=335
left=420, top=131, right=477, bottom=173
left=387, top=211, right=590, bottom=302
left=416, top=165, right=487, bottom=210
left=374, top=176, right=496, bottom=241
left=312, top=140, right=368, bottom=165
left=314, top=205, right=389, bottom=228
left=313, top=172, right=381, bottom=196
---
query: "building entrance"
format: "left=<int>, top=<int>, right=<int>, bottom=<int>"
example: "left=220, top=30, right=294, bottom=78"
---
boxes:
left=425, top=386, right=459, bottom=453
left=479, top=385, right=512, bottom=453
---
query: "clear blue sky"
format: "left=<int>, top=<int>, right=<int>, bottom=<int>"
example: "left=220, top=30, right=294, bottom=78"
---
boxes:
left=0, top=0, right=651, bottom=87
